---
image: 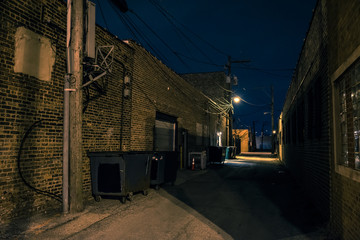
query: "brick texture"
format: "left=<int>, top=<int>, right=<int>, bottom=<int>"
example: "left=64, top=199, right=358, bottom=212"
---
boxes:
left=327, top=0, right=360, bottom=239
left=282, top=0, right=331, bottom=220
left=282, top=0, right=360, bottom=239
left=0, top=0, right=229, bottom=223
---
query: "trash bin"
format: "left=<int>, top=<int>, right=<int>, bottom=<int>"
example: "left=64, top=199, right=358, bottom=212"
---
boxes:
left=163, top=151, right=179, bottom=185
left=150, top=153, right=165, bottom=190
left=225, top=146, right=236, bottom=159
left=208, top=146, right=223, bottom=164
left=88, top=151, right=152, bottom=203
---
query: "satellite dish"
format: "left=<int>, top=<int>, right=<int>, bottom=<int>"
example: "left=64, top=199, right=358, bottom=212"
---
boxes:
left=109, top=0, right=128, bottom=13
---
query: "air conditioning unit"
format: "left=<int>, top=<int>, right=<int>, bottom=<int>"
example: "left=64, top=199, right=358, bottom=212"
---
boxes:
left=188, top=151, right=207, bottom=170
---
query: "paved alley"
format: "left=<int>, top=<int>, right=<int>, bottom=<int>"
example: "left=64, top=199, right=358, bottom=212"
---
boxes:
left=2, top=155, right=328, bottom=240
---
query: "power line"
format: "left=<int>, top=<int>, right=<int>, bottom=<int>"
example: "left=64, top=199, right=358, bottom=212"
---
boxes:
left=122, top=13, right=169, bottom=63
left=95, top=0, right=110, bottom=31
left=128, top=9, right=192, bottom=71
left=232, top=65, right=293, bottom=78
left=150, top=0, right=229, bottom=57
left=148, top=0, right=218, bottom=65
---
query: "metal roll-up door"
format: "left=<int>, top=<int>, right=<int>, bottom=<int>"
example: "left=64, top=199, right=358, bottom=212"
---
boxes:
left=154, top=112, right=177, bottom=151
left=154, top=119, right=175, bottom=151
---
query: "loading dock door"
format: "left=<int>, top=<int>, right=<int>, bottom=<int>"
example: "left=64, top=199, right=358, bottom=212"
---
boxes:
left=154, top=119, right=176, bottom=151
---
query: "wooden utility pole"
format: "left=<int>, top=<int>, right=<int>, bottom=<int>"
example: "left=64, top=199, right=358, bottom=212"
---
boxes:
left=225, top=56, right=250, bottom=146
left=69, top=0, right=84, bottom=213
left=271, top=85, right=275, bottom=153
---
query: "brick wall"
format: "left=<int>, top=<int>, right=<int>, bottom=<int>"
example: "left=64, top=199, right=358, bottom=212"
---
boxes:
left=126, top=41, right=221, bottom=153
left=0, top=0, right=224, bottom=223
left=282, top=0, right=360, bottom=238
left=182, top=72, right=230, bottom=146
left=0, top=0, right=66, bottom=222
left=281, top=0, right=331, bottom=220
left=327, top=0, right=360, bottom=239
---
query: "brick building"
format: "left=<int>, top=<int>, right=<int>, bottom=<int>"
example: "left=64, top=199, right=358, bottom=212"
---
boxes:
left=182, top=71, right=232, bottom=147
left=232, top=129, right=249, bottom=153
left=280, top=0, right=360, bottom=239
left=0, top=0, right=229, bottom=222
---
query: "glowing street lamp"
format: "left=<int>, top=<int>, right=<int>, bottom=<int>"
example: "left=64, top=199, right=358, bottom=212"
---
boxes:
left=233, top=96, right=241, bottom=104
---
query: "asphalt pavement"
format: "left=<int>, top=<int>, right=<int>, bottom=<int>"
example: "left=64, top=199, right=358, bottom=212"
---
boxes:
left=1, top=153, right=330, bottom=240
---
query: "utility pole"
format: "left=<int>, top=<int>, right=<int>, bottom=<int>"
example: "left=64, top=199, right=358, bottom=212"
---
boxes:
left=68, top=0, right=84, bottom=213
left=225, top=56, right=250, bottom=146
left=271, top=85, right=275, bottom=154
left=252, top=121, right=256, bottom=151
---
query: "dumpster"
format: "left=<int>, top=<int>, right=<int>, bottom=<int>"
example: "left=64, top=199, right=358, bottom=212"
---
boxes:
left=208, top=146, right=223, bottom=164
left=225, top=146, right=236, bottom=159
left=163, top=151, right=179, bottom=185
left=150, top=153, right=165, bottom=190
left=88, top=151, right=152, bottom=203
left=150, top=151, right=178, bottom=189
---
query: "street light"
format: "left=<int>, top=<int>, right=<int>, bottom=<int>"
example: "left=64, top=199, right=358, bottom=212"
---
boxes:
left=233, top=96, right=240, bottom=104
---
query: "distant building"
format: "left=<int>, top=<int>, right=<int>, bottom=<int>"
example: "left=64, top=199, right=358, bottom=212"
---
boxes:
left=182, top=72, right=232, bottom=146
left=232, top=129, right=249, bottom=153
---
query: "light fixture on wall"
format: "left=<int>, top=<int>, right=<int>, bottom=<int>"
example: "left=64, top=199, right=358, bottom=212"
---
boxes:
left=124, top=74, right=131, bottom=85
left=123, top=72, right=131, bottom=98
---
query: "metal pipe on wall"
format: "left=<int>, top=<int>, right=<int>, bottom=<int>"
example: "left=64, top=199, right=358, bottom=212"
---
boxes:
left=63, top=0, right=72, bottom=214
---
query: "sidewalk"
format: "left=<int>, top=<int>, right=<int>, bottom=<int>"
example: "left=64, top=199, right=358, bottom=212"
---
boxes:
left=0, top=168, right=207, bottom=240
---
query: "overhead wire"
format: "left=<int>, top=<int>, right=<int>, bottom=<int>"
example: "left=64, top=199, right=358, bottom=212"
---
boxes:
left=103, top=0, right=235, bottom=116
left=150, top=0, right=229, bottom=57
left=175, top=52, right=224, bottom=68
left=122, top=13, right=169, bottom=63
left=95, top=0, right=110, bottom=31
left=128, top=9, right=192, bottom=71
left=148, top=0, right=218, bottom=66
left=148, top=0, right=198, bottom=60
left=233, top=65, right=293, bottom=78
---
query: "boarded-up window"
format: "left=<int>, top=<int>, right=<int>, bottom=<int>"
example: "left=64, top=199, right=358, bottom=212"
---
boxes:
left=14, top=27, right=56, bottom=81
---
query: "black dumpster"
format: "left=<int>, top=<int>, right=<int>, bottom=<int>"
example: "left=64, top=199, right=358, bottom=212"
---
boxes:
left=150, top=151, right=178, bottom=188
left=163, top=151, right=179, bottom=185
left=150, top=153, right=165, bottom=190
left=88, top=151, right=152, bottom=203
left=208, top=146, right=223, bottom=164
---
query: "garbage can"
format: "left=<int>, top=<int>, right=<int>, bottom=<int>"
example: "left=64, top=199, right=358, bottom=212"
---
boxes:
left=208, top=146, right=223, bottom=164
left=163, top=151, right=179, bottom=185
left=225, top=146, right=236, bottom=159
left=150, top=153, right=165, bottom=190
left=88, top=151, right=152, bottom=203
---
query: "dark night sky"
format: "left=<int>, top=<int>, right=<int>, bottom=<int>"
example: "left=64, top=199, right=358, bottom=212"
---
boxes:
left=93, top=0, right=317, bottom=135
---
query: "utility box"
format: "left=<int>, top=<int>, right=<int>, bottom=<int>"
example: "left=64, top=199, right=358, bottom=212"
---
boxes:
left=85, top=1, right=96, bottom=59
left=189, top=151, right=206, bottom=170
left=88, top=151, right=152, bottom=203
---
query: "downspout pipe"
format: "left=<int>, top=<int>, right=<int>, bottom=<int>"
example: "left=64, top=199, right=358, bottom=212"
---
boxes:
left=63, top=0, right=72, bottom=214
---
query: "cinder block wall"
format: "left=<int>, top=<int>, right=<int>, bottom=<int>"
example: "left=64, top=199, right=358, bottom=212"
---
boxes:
left=282, top=0, right=331, bottom=220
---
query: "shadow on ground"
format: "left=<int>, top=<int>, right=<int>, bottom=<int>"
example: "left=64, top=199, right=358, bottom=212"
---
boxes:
left=162, top=159, right=327, bottom=240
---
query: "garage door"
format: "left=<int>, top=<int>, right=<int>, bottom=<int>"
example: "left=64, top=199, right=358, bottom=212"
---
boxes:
left=154, top=113, right=177, bottom=151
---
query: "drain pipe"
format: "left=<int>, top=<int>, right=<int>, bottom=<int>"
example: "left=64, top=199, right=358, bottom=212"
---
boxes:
left=63, top=0, right=72, bottom=214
